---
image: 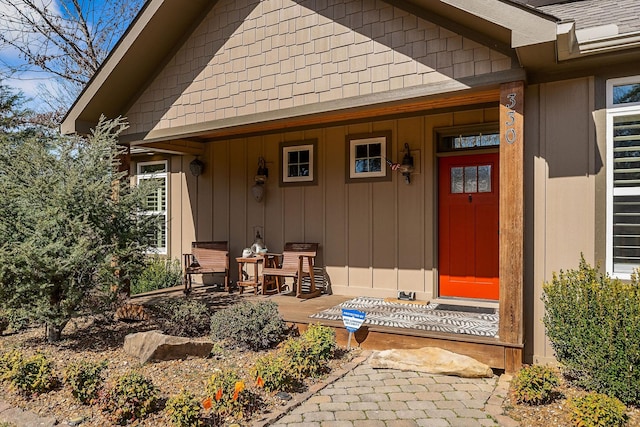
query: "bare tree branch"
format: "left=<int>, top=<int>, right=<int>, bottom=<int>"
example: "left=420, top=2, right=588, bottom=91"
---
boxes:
left=0, top=0, right=144, bottom=113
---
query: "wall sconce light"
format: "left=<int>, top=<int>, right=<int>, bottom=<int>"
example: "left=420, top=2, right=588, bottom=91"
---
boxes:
left=251, top=157, right=269, bottom=202
left=189, top=157, right=205, bottom=177
left=399, top=143, right=415, bottom=184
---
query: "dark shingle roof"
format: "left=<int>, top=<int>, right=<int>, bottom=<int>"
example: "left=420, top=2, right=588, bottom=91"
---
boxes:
left=535, top=0, right=640, bottom=34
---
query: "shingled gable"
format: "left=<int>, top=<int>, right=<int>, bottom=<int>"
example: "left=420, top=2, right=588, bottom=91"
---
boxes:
left=61, top=0, right=557, bottom=143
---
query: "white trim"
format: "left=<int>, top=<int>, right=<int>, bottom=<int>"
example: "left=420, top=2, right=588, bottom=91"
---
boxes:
left=136, top=160, right=168, bottom=255
left=606, top=77, right=640, bottom=279
left=606, top=76, right=640, bottom=109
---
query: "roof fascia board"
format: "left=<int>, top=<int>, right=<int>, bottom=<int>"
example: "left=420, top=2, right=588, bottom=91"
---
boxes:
left=557, top=21, right=640, bottom=60
left=441, top=0, right=557, bottom=47
left=60, top=0, right=164, bottom=135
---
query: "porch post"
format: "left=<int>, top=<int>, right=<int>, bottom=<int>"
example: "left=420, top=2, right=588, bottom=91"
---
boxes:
left=499, top=81, right=524, bottom=372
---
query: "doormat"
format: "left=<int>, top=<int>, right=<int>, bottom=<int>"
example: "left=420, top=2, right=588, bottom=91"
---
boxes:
left=309, top=296, right=498, bottom=337
left=434, top=304, right=495, bottom=315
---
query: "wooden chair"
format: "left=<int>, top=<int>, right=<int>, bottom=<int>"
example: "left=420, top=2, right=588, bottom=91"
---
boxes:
left=182, top=241, right=229, bottom=294
left=261, top=242, right=321, bottom=299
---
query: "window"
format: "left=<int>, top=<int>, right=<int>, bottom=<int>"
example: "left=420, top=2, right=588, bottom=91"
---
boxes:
left=607, top=76, right=640, bottom=278
left=346, top=131, right=392, bottom=183
left=280, top=139, right=318, bottom=186
left=137, top=161, right=168, bottom=254
left=437, top=124, right=500, bottom=152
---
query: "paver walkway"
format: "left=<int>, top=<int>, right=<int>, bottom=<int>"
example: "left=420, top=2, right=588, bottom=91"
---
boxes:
left=268, top=356, right=518, bottom=427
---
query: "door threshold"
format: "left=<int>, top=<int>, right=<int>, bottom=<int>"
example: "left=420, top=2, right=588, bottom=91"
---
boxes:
left=431, top=298, right=499, bottom=310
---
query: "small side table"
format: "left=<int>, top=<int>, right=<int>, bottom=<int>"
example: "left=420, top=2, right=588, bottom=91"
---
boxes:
left=236, top=256, right=261, bottom=295
left=236, top=254, right=279, bottom=295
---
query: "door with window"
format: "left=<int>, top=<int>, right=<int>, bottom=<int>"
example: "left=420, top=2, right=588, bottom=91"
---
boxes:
left=438, top=153, right=499, bottom=300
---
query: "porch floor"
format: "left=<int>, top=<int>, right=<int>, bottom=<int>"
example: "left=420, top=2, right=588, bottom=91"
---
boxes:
left=133, top=284, right=520, bottom=371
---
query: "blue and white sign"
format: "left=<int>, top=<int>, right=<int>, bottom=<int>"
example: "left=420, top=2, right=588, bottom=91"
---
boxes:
left=341, top=308, right=366, bottom=332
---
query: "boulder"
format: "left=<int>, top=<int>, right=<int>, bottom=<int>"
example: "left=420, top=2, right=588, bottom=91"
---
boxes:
left=123, top=330, right=214, bottom=363
left=368, top=347, right=493, bottom=378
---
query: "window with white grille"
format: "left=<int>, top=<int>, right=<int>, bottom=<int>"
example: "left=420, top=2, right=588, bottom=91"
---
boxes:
left=607, top=77, right=640, bottom=278
left=137, top=161, right=168, bottom=254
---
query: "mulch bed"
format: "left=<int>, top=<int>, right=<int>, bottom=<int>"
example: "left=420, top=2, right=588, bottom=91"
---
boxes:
left=0, top=315, right=355, bottom=426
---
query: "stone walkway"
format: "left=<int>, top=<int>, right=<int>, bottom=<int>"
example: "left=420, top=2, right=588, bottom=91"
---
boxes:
left=259, top=353, right=519, bottom=427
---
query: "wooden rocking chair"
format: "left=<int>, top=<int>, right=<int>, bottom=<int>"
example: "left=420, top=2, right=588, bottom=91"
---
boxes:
left=261, top=242, right=321, bottom=299
left=182, top=241, right=229, bottom=294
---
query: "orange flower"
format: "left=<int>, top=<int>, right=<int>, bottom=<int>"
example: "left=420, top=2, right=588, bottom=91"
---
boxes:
left=232, top=381, right=245, bottom=401
left=202, top=397, right=212, bottom=410
left=256, top=376, right=265, bottom=388
left=215, top=388, right=223, bottom=402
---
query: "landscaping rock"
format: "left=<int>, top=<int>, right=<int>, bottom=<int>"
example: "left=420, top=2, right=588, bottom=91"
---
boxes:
left=368, top=346, right=494, bottom=378
left=123, top=330, right=214, bottom=363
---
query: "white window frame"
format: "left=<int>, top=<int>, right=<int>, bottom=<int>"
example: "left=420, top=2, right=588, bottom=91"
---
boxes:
left=136, top=160, right=168, bottom=255
left=606, top=76, right=640, bottom=279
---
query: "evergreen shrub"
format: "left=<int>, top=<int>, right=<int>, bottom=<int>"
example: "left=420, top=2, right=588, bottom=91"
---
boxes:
left=569, top=392, right=628, bottom=427
left=100, top=371, right=158, bottom=425
left=151, top=298, right=210, bottom=337
left=64, top=360, right=107, bottom=404
left=542, top=256, right=640, bottom=405
left=165, top=390, right=202, bottom=427
left=210, top=300, right=289, bottom=350
left=9, top=352, right=58, bottom=395
left=511, top=364, right=559, bottom=405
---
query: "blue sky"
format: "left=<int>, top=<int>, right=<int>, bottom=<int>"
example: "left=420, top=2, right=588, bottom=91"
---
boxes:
left=0, top=0, right=140, bottom=111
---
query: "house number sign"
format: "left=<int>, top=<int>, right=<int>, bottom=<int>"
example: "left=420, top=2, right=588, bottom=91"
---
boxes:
left=504, top=92, right=517, bottom=144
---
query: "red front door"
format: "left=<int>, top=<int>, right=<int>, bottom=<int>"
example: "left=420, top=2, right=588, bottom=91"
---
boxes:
left=438, top=153, right=499, bottom=300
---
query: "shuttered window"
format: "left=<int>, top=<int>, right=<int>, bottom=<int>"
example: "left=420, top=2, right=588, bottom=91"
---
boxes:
left=137, top=161, right=168, bottom=254
left=607, top=77, right=640, bottom=278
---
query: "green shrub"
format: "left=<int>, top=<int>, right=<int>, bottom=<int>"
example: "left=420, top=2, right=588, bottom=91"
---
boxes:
left=130, top=255, right=182, bottom=295
left=204, top=368, right=254, bottom=420
left=543, top=256, right=640, bottom=405
left=0, top=349, right=23, bottom=381
left=165, top=390, right=202, bottom=427
left=101, top=371, right=159, bottom=425
left=151, top=298, right=210, bottom=337
left=9, top=352, right=58, bottom=395
left=64, top=360, right=107, bottom=404
left=251, top=352, right=297, bottom=393
left=251, top=324, right=337, bottom=392
left=569, top=392, right=628, bottom=427
left=511, top=364, right=559, bottom=405
left=0, top=310, right=8, bottom=335
left=300, top=323, right=337, bottom=362
left=210, top=300, right=289, bottom=350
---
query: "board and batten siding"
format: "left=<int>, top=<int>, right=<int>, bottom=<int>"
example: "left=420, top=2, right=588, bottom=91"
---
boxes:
left=526, top=76, right=599, bottom=364
left=157, top=109, right=498, bottom=301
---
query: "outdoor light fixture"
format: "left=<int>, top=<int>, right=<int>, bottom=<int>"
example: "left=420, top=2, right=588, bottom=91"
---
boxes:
left=251, top=157, right=269, bottom=202
left=399, top=143, right=414, bottom=184
left=189, top=157, right=205, bottom=177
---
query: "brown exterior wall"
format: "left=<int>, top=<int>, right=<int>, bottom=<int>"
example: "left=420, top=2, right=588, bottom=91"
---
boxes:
left=525, top=77, right=599, bottom=364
